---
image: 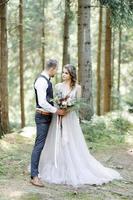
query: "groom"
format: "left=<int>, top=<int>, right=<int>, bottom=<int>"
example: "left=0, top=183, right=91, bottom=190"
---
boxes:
left=30, top=59, right=65, bottom=187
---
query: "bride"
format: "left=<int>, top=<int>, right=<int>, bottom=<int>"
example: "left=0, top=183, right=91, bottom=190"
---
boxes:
left=39, top=64, right=122, bottom=186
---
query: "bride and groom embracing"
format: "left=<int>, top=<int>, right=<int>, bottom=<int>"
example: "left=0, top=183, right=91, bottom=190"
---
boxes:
left=30, top=58, right=122, bottom=187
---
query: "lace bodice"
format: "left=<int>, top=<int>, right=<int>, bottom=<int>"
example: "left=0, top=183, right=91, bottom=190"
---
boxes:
left=54, top=82, right=81, bottom=99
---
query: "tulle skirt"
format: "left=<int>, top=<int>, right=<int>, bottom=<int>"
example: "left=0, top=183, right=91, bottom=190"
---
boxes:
left=39, top=112, right=122, bottom=187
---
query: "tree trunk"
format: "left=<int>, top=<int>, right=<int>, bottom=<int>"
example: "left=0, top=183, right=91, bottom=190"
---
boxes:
left=96, top=7, right=103, bottom=116
left=111, top=29, right=115, bottom=110
left=117, top=27, right=122, bottom=108
left=0, top=0, right=9, bottom=137
left=19, top=0, right=25, bottom=128
left=62, top=0, right=70, bottom=70
left=77, top=0, right=84, bottom=83
left=78, top=0, right=94, bottom=120
left=41, top=0, right=45, bottom=70
left=103, top=8, right=112, bottom=113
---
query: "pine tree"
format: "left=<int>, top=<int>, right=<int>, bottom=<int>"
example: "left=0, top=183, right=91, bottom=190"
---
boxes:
left=78, top=0, right=94, bottom=120
left=19, top=0, right=25, bottom=127
left=103, top=8, right=112, bottom=113
left=96, top=7, right=103, bottom=116
left=62, top=0, right=71, bottom=70
left=0, top=0, right=9, bottom=137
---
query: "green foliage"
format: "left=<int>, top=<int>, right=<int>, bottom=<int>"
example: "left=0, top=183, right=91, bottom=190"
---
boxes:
left=111, top=116, right=131, bottom=133
left=98, top=0, right=133, bottom=27
left=82, top=112, right=132, bottom=143
left=0, top=162, right=6, bottom=175
left=82, top=116, right=108, bottom=142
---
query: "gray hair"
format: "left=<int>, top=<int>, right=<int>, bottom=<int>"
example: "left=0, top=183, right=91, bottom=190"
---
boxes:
left=45, top=59, right=58, bottom=69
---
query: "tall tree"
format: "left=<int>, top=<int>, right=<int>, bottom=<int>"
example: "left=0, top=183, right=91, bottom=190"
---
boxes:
left=111, top=29, right=115, bottom=110
left=19, top=0, right=25, bottom=128
left=78, top=0, right=94, bottom=120
left=99, top=0, right=133, bottom=27
left=62, top=0, right=71, bottom=70
left=77, top=0, right=83, bottom=83
left=98, top=0, right=133, bottom=113
left=41, top=0, right=45, bottom=70
left=96, top=6, right=103, bottom=116
left=0, top=0, right=9, bottom=137
left=103, top=8, right=112, bottom=113
left=117, top=27, right=122, bottom=108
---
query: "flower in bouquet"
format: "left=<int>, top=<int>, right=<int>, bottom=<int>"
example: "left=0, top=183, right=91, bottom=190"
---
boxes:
left=50, top=91, right=87, bottom=113
left=53, top=91, right=76, bottom=111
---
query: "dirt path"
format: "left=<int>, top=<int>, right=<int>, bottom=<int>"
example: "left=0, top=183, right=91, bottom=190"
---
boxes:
left=0, top=128, right=133, bottom=200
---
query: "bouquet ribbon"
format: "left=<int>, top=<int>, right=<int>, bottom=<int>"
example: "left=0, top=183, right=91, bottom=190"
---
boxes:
left=54, top=115, right=62, bottom=168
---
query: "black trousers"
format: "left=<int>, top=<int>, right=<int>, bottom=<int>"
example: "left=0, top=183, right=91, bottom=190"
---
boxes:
left=31, top=112, right=52, bottom=178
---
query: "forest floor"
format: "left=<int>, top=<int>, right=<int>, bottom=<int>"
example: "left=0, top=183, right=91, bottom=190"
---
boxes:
left=0, top=126, right=133, bottom=200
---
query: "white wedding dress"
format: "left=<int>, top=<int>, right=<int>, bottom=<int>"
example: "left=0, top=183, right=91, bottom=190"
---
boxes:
left=39, top=83, right=122, bottom=186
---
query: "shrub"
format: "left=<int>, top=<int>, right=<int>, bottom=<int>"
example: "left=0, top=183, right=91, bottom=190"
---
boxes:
left=81, top=112, right=132, bottom=144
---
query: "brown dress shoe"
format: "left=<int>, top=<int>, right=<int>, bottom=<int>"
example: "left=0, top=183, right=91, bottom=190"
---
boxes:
left=30, top=176, right=44, bottom=187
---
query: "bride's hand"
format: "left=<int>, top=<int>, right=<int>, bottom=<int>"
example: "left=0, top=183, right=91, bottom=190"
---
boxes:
left=56, top=109, right=66, bottom=116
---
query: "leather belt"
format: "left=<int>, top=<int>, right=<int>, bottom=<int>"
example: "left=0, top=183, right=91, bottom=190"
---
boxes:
left=36, top=110, right=52, bottom=116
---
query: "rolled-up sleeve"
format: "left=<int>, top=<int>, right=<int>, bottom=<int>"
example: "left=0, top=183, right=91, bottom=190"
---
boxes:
left=35, top=77, right=57, bottom=113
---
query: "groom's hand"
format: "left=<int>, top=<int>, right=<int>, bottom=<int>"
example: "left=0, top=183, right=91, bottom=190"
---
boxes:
left=56, top=109, right=66, bottom=116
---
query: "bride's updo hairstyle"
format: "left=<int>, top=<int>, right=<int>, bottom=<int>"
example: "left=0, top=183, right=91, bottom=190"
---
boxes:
left=64, top=64, right=77, bottom=88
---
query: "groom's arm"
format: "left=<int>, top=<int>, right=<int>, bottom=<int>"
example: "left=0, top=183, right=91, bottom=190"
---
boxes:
left=35, top=77, right=57, bottom=113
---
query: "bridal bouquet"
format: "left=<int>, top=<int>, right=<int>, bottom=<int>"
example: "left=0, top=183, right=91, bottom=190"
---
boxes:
left=51, top=91, right=86, bottom=113
left=54, top=91, right=76, bottom=111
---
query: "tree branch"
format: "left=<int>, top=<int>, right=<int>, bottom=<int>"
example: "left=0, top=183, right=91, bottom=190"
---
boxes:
left=0, top=0, right=9, bottom=7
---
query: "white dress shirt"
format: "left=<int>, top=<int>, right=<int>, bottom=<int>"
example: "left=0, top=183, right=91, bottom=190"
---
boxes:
left=34, top=71, right=57, bottom=113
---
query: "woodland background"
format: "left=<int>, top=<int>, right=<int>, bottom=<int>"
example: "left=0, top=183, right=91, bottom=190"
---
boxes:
left=0, top=0, right=133, bottom=133
left=0, top=1, right=133, bottom=200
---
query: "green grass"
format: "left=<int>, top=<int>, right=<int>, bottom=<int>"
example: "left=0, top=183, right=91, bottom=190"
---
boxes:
left=19, top=193, right=44, bottom=200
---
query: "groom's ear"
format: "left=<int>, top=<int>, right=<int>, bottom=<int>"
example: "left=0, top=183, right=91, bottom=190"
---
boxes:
left=52, top=66, right=58, bottom=72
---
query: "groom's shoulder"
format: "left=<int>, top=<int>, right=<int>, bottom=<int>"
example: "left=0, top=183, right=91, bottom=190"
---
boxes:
left=34, top=75, right=47, bottom=86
